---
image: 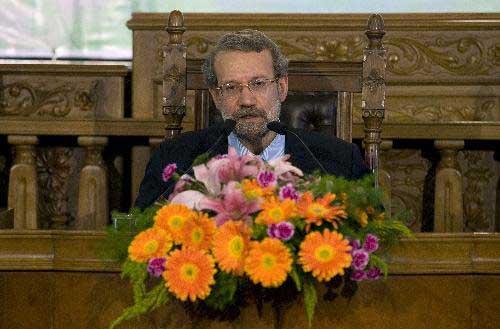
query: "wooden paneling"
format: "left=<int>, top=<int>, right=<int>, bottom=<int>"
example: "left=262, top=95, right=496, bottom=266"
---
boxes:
left=0, top=232, right=499, bottom=328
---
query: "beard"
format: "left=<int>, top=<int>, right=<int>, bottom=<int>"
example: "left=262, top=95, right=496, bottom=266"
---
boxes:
left=220, top=100, right=281, bottom=143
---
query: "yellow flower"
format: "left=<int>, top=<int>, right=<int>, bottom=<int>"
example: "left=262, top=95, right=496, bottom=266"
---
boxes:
left=299, top=230, right=352, bottom=281
left=297, top=192, right=347, bottom=230
left=355, top=208, right=369, bottom=227
left=255, top=196, right=297, bottom=225
left=241, top=179, right=274, bottom=200
left=244, top=238, right=292, bottom=287
left=154, top=204, right=196, bottom=243
left=128, top=227, right=173, bottom=263
left=180, top=212, right=216, bottom=251
left=212, top=221, right=251, bottom=275
left=163, top=248, right=216, bottom=302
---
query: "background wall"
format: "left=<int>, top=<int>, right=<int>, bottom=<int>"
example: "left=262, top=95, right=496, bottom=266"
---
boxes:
left=1, top=0, right=499, bottom=59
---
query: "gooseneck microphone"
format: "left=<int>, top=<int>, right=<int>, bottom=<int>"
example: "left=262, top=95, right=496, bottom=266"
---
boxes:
left=154, top=119, right=236, bottom=204
left=267, top=121, right=328, bottom=174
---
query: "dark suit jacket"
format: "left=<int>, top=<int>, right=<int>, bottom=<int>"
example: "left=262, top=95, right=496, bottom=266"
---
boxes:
left=134, top=124, right=369, bottom=209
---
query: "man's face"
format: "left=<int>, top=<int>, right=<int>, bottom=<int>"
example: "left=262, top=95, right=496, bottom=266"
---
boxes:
left=209, top=50, right=288, bottom=142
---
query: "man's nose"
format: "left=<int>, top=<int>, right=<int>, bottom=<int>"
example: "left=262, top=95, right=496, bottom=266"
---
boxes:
left=238, top=85, right=256, bottom=106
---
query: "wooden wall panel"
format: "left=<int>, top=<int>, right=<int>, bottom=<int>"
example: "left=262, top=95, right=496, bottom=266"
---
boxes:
left=1, top=272, right=499, bottom=329
left=0, top=231, right=498, bottom=329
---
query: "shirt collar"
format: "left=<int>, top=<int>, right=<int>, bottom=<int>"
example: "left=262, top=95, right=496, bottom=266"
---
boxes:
left=227, top=132, right=285, bottom=162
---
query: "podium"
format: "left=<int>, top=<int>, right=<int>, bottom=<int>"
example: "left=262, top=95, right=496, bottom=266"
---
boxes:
left=1, top=231, right=499, bottom=329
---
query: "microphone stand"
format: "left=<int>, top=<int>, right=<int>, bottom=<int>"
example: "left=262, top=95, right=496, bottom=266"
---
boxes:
left=267, top=121, right=328, bottom=174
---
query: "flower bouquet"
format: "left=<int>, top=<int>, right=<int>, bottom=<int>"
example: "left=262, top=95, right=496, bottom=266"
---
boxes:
left=105, top=148, right=411, bottom=328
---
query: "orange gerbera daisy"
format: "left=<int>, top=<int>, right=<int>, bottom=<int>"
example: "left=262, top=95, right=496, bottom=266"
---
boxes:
left=244, top=238, right=292, bottom=287
left=180, top=212, right=216, bottom=251
left=255, top=196, right=297, bottom=225
left=297, top=192, right=347, bottom=230
left=163, top=248, right=216, bottom=302
left=212, top=221, right=251, bottom=275
left=241, top=179, right=274, bottom=200
left=154, top=204, right=196, bottom=243
left=299, top=230, right=352, bottom=281
left=128, top=227, right=173, bottom=263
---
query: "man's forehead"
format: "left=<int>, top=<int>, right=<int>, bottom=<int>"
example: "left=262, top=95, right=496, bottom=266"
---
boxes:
left=213, top=49, right=274, bottom=79
left=214, top=49, right=271, bottom=63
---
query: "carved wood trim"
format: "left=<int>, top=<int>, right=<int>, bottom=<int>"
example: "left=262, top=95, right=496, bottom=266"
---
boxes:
left=77, top=137, right=109, bottom=230
left=434, top=140, right=465, bottom=232
left=127, top=13, right=500, bottom=31
left=7, top=135, right=39, bottom=229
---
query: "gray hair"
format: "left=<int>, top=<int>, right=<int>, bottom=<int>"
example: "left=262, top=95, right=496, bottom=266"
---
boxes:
left=202, top=29, right=288, bottom=88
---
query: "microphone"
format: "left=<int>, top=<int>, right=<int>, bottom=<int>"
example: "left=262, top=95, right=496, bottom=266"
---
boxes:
left=266, top=121, right=328, bottom=174
left=154, top=119, right=236, bottom=204
left=267, top=121, right=288, bottom=135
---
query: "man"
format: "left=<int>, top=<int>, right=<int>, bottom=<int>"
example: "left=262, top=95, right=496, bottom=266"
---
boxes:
left=134, top=29, right=368, bottom=209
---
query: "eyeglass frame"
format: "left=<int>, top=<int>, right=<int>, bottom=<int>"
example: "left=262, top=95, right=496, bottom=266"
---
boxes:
left=214, top=77, right=280, bottom=99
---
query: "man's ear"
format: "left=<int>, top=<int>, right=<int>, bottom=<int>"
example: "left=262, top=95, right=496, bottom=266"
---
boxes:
left=209, top=88, right=223, bottom=109
left=277, top=76, right=288, bottom=102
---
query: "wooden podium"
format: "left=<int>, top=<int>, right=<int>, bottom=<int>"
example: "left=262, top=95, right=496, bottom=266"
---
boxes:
left=1, top=231, right=499, bottom=329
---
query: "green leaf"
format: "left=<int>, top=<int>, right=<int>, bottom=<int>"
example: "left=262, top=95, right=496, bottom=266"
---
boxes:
left=364, top=219, right=414, bottom=250
left=100, top=207, right=158, bottom=263
left=303, top=278, right=317, bottom=327
left=251, top=224, right=268, bottom=240
left=205, top=271, right=239, bottom=311
left=192, top=151, right=212, bottom=166
left=290, top=266, right=302, bottom=292
left=109, top=282, right=169, bottom=329
left=369, top=254, right=389, bottom=278
left=121, top=260, right=148, bottom=302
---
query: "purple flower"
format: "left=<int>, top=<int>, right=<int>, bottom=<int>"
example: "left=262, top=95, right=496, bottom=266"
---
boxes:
left=350, top=270, right=367, bottom=282
left=366, top=267, right=382, bottom=280
left=267, top=221, right=295, bottom=241
left=257, top=170, right=277, bottom=188
left=350, top=239, right=361, bottom=250
left=351, top=249, right=369, bottom=271
left=147, top=258, right=166, bottom=277
left=279, top=183, right=299, bottom=201
left=162, top=163, right=177, bottom=182
left=363, top=234, right=379, bottom=253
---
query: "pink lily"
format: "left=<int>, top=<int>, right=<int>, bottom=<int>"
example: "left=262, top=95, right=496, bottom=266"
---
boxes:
left=268, top=155, right=303, bottom=181
left=207, top=147, right=263, bottom=183
left=199, top=181, right=260, bottom=226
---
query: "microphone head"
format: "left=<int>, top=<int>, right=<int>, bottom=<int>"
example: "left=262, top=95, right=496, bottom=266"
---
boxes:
left=267, top=121, right=287, bottom=135
left=222, top=119, right=237, bottom=135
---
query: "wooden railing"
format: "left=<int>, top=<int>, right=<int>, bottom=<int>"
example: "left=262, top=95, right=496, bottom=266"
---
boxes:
left=1, top=12, right=499, bottom=233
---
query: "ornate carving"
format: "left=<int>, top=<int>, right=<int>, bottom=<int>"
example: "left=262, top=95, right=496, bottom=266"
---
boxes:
left=280, top=36, right=364, bottom=61
left=14, top=144, right=36, bottom=165
left=380, top=149, right=431, bottom=231
left=386, top=36, right=497, bottom=76
left=461, top=151, right=496, bottom=231
left=181, top=35, right=366, bottom=61
left=77, top=136, right=108, bottom=229
left=388, top=100, right=496, bottom=123
left=163, top=64, right=185, bottom=86
left=0, top=80, right=99, bottom=117
left=7, top=136, right=39, bottom=229
left=85, top=146, right=105, bottom=166
left=36, top=147, right=75, bottom=229
left=488, top=42, right=500, bottom=66
left=363, top=69, right=385, bottom=93
left=186, top=36, right=214, bottom=55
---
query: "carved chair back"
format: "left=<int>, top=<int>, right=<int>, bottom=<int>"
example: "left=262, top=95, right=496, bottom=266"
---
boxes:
left=161, top=10, right=386, bottom=175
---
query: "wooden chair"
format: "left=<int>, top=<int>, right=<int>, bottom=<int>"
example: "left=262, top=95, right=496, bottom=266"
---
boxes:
left=160, top=10, right=386, bottom=177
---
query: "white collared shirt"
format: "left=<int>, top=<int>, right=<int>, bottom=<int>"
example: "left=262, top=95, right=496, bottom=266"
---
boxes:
left=227, top=132, right=285, bottom=161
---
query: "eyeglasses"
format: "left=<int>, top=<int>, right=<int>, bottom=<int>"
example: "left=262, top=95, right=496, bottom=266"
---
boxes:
left=215, top=77, right=279, bottom=99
